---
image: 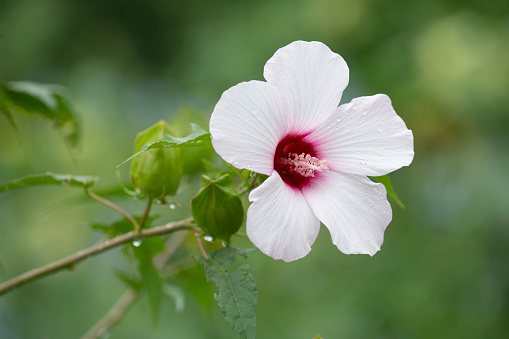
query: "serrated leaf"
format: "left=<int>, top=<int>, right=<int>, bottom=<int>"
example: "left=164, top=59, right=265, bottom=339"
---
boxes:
left=197, top=247, right=257, bottom=339
left=370, top=174, right=405, bottom=208
left=211, top=247, right=257, bottom=267
left=191, top=174, right=244, bottom=242
left=0, top=81, right=80, bottom=148
left=118, top=123, right=211, bottom=167
left=0, top=172, right=98, bottom=193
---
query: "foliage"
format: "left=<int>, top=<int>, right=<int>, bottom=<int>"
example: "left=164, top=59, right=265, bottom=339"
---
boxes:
left=191, top=174, right=244, bottom=242
left=0, top=172, right=98, bottom=193
left=0, top=81, right=80, bottom=148
left=131, top=236, right=166, bottom=326
left=197, top=247, right=258, bottom=339
left=119, top=123, right=211, bottom=167
left=371, top=174, right=405, bottom=208
left=1, top=0, right=508, bottom=338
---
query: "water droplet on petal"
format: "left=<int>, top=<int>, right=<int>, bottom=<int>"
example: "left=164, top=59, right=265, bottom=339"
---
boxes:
left=377, top=124, right=384, bottom=132
left=246, top=163, right=252, bottom=168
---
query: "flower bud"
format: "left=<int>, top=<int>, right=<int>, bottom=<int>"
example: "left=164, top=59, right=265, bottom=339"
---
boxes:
left=130, top=120, right=183, bottom=199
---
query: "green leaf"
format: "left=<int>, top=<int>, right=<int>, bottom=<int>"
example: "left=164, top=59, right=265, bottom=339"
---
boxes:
left=131, top=236, right=165, bottom=326
left=115, top=270, right=142, bottom=290
left=0, top=81, right=80, bottom=148
left=164, top=284, right=186, bottom=312
left=210, top=247, right=257, bottom=266
left=91, top=216, right=156, bottom=238
left=0, top=85, right=15, bottom=127
left=196, top=247, right=257, bottom=339
left=191, top=174, right=244, bottom=242
left=176, top=263, right=215, bottom=311
left=0, top=172, right=98, bottom=193
left=170, top=106, right=214, bottom=175
left=118, top=123, right=211, bottom=167
left=370, top=174, right=405, bottom=208
left=313, top=335, right=323, bottom=339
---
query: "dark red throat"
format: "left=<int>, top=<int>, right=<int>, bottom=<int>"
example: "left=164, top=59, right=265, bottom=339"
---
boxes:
left=273, top=133, right=318, bottom=190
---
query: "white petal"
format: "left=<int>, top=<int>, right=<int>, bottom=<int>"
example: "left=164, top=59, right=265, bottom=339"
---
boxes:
left=302, top=170, right=392, bottom=256
left=210, top=81, right=290, bottom=175
left=263, top=41, right=349, bottom=134
left=304, top=94, right=414, bottom=176
left=247, top=171, right=320, bottom=262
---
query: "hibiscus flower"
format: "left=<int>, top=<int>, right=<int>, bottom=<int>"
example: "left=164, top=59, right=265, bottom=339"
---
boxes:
left=209, top=41, right=414, bottom=262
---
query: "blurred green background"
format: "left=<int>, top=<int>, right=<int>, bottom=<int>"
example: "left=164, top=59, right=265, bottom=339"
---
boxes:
left=1, top=0, right=509, bottom=338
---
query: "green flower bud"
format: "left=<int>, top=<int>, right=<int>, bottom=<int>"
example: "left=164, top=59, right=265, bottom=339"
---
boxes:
left=191, top=174, right=244, bottom=242
left=130, top=120, right=183, bottom=199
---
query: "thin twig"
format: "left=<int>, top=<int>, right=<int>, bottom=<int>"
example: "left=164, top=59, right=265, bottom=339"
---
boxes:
left=80, top=289, right=139, bottom=339
left=86, top=189, right=139, bottom=231
left=81, top=227, right=190, bottom=339
left=0, top=217, right=195, bottom=297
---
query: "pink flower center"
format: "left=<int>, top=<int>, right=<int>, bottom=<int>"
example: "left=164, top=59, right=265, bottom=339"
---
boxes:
left=273, top=134, right=330, bottom=189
